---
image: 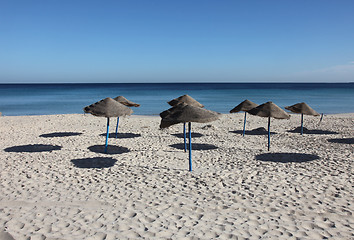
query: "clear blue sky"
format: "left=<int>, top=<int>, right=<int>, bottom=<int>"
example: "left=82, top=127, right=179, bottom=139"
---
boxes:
left=1, top=0, right=354, bottom=83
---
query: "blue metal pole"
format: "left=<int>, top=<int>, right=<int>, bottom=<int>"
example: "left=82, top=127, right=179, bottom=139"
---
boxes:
left=319, top=113, right=324, bottom=124
left=300, top=113, right=304, bottom=135
left=243, top=112, right=247, bottom=136
left=183, top=123, right=187, bottom=152
left=188, top=122, right=192, bottom=172
left=105, top=118, right=110, bottom=153
left=115, top=117, right=120, bottom=138
left=267, top=117, right=271, bottom=151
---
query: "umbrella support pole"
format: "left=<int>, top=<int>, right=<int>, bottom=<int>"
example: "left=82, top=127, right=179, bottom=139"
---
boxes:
left=183, top=123, right=187, bottom=152
left=188, top=122, right=192, bottom=172
left=243, top=112, right=247, bottom=136
left=301, top=114, right=304, bottom=135
left=115, top=117, right=120, bottom=138
left=318, top=113, right=324, bottom=125
left=105, top=118, right=110, bottom=153
left=267, top=117, right=270, bottom=151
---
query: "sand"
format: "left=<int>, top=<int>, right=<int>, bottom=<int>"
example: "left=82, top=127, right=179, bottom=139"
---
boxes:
left=0, top=113, right=353, bottom=239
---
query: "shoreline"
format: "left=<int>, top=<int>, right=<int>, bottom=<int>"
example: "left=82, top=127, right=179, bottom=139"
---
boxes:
left=0, top=113, right=353, bottom=239
left=1, top=112, right=354, bottom=118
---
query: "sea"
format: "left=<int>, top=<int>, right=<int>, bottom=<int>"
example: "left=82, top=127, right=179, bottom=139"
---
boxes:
left=0, top=83, right=353, bottom=116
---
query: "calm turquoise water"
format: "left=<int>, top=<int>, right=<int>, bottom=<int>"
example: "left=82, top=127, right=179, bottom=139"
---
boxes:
left=0, top=83, right=353, bottom=116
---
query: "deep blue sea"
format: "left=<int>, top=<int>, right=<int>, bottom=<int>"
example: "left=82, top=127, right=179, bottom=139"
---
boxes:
left=0, top=83, right=353, bottom=116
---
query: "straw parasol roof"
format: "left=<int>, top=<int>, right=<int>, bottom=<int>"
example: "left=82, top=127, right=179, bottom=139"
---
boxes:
left=84, top=97, right=133, bottom=118
left=168, top=94, right=204, bottom=108
left=285, top=102, right=320, bottom=116
left=230, top=99, right=258, bottom=113
left=248, top=102, right=290, bottom=119
left=114, top=96, right=140, bottom=107
left=159, top=104, right=182, bottom=128
left=160, top=103, right=220, bottom=128
left=160, top=105, right=176, bottom=119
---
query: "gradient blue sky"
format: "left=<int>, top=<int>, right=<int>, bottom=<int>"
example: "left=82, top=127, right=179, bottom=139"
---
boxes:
left=1, top=0, right=354, bottom=83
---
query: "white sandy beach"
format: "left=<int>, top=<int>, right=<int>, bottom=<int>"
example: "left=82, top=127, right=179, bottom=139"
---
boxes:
left=0, top=113, right=353, bottom=239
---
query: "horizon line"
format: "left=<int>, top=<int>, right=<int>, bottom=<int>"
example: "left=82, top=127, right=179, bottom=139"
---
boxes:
left=0, top=81, right=353, bottom=84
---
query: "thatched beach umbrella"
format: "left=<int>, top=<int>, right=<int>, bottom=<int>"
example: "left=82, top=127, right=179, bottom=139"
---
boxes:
left=114, top=96, right=140, bottom=107
left=285, top=102, right=320, bottom=135
left=113, top=96, right=140, bottom=138
left=160, top=103, right=220, bottom=171
left=168, top=94, right=204, bottom=152
left=84, top=97, right=133, bottom=153
left=160, top=103, right=188, bottom=150
left=230, top=99, right=258, bottom=136
left=160, top=105, right=181, bottom=129
left=248, top=102, right=290, bottom=150
left=168, top=94, right=204, bottom=108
